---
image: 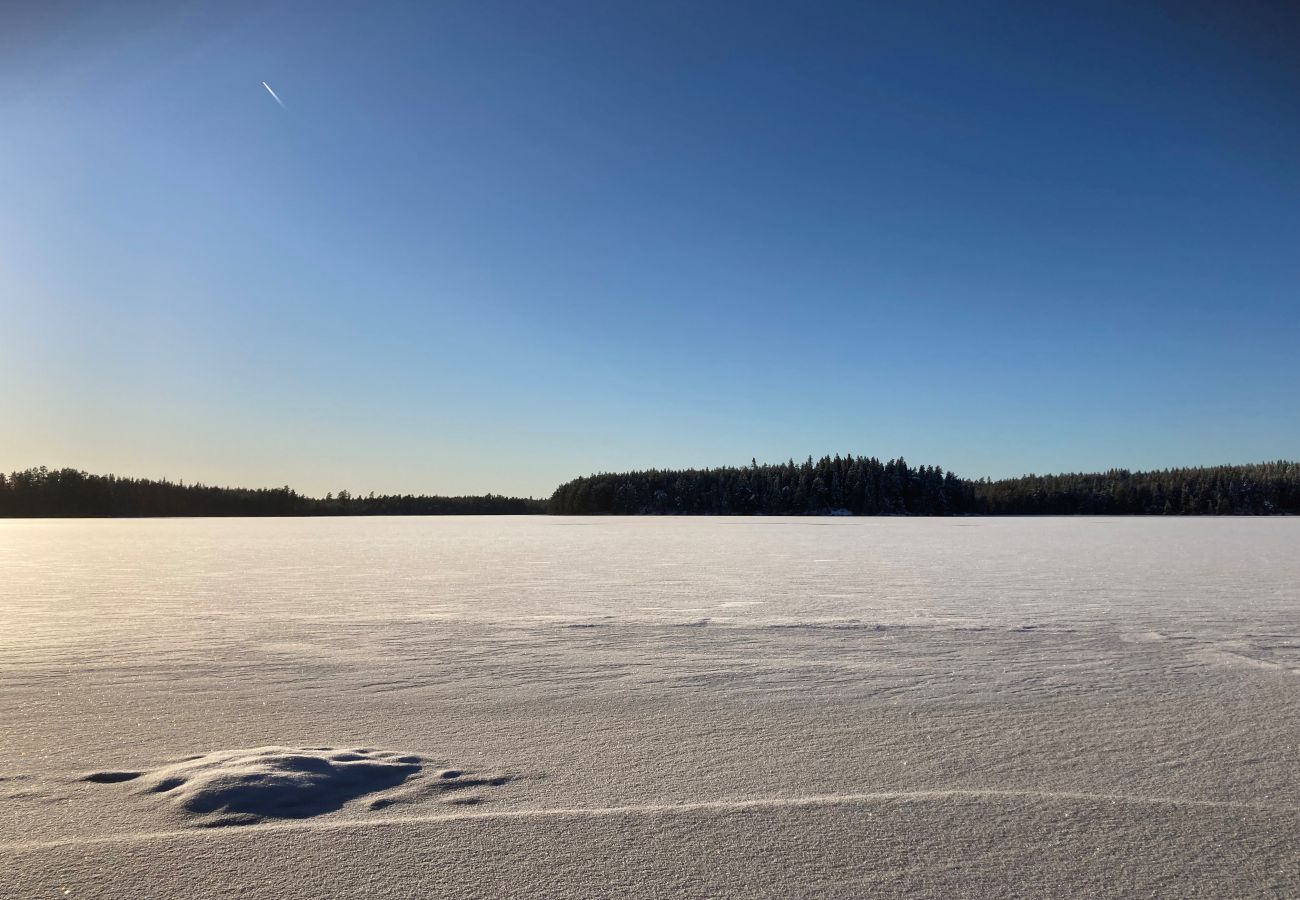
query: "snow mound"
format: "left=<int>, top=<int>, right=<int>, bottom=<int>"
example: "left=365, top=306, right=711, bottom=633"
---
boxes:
left=87, top=746, right=423, bottom=825
left=82, top=746, right=516, bottom=826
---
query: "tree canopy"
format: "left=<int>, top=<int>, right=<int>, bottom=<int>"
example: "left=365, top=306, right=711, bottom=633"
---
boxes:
left=4, top=459, right=1296, bottom=518
left=548, top=458, right=1300, bottom=516
left=0, top=468, right=544, bottom=517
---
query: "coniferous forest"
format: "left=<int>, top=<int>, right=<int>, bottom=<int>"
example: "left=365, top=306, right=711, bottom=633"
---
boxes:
left=547, top=458, right=1300, bottom=516
left=0, top=468, right=545, bottom=518
left=1, top=460, right=1297, bottom=518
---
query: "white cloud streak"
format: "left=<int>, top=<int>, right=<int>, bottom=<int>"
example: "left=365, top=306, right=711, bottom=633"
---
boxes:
left=261, top=81, right=285, bottom=108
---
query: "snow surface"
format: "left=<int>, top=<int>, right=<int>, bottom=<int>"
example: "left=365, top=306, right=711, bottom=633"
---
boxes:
left=1, top=516, right=1297, bottom=897
left=77, top=746, right=507, bottom=826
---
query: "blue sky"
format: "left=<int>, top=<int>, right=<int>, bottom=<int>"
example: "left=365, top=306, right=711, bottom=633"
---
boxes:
left=2, top=1, right=1297, bottom=497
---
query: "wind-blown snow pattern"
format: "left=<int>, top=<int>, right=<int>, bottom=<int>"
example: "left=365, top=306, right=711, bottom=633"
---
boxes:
left=77, top=747, right=512, bottom=826
left=1, top=517, right=1297, bottom=897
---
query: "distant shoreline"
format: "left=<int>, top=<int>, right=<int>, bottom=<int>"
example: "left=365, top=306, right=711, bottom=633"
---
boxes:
left=3, top=460, right=1297, bottom=518
left=550, top=457, right=1299, bottom=517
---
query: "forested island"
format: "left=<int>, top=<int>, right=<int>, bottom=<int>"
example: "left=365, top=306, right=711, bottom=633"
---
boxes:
left=548, top=458, right=1300, bottom=516
left=2, top=459, right=1297, bottom=517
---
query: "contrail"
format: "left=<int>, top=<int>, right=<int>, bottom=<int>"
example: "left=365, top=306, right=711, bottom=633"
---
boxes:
left=262, top=81, right=285, bottom=108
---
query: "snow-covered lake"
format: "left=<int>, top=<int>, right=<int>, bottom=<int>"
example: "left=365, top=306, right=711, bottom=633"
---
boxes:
left=5, top=515, right=1298, bottom=638
left=2, top=516, right=1297, bottom=898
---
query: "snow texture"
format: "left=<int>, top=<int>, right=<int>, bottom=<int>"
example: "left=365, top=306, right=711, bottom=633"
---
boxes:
left=1, top=516, right=1297, bottom=898
left=77, top=746, right=496, bottom=826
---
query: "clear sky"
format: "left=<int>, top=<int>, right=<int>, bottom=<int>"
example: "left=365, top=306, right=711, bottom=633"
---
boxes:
left=2, top=1, right=1297, bottom=498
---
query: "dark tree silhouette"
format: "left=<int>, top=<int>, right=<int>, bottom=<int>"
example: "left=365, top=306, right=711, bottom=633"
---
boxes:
left=551, top=456, right=975, bottom=516
left=549, top=458, right=1300, bottom=516
left=971, top=461, right=1300, bottom=515
left=4, top=460, right=1296, bottom=518
left=0, top=468, right=545, bottom=517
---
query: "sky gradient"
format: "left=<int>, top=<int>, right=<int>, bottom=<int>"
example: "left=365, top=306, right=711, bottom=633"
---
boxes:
left=2, top=1, right=1297, bottom=497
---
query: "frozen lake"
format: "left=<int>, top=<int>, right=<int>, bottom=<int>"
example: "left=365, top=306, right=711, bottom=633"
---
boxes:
left=5, top=514, right=1298, bottom=639
left=2, top=516, right=1297, bottom=897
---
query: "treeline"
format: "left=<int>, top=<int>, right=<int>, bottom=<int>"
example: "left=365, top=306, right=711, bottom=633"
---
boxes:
left=5, top=460, right=1298, bottom=518
left=0, top=468, right=545, bottom=517
left=549, top=457, right=1300, bottom=516
left=973, top=461, right=1300, bottom=515
left=309, top=490, right=544, bottom=516
left=549, top=457, right=975, bottom=516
